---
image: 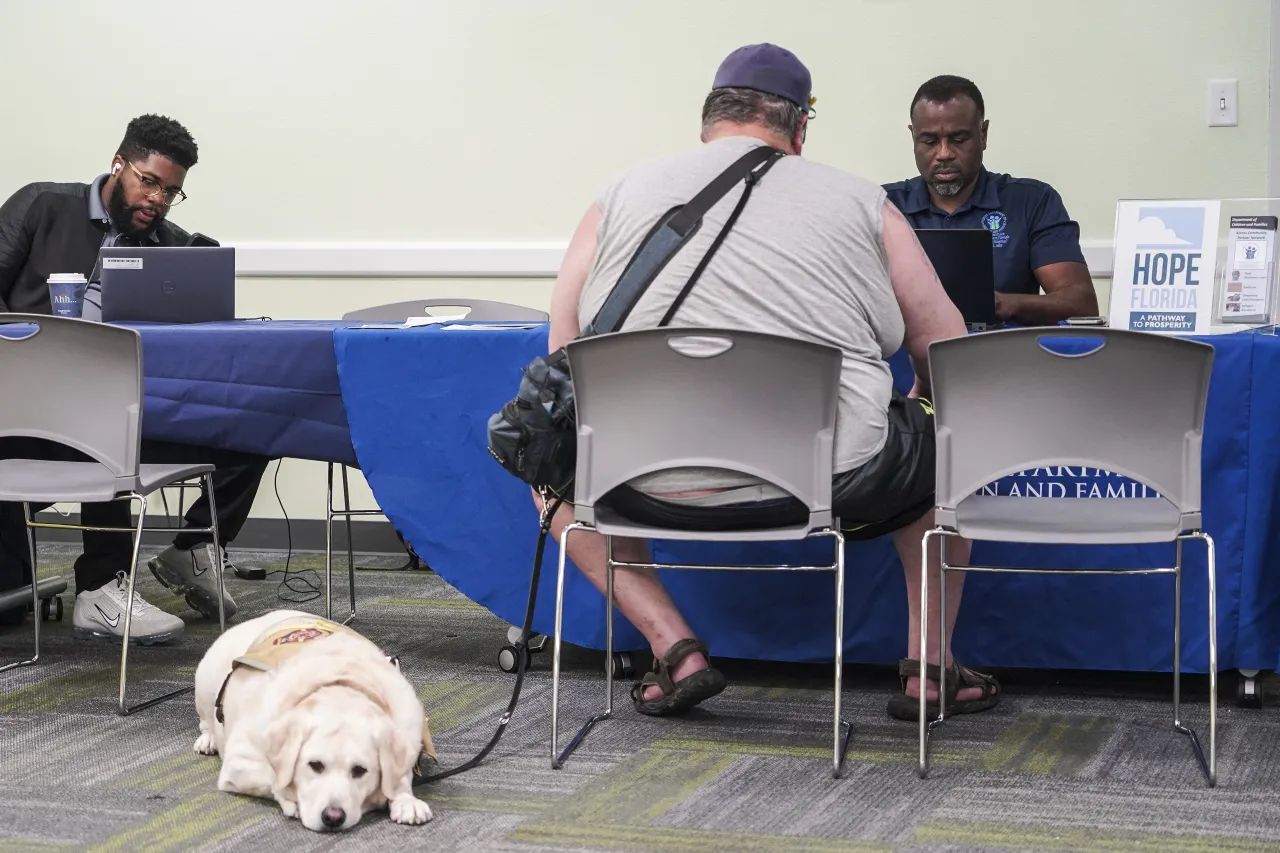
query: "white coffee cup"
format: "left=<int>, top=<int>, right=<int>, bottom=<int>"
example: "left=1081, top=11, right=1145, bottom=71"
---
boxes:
left=47, top=272, right=88, bottom=318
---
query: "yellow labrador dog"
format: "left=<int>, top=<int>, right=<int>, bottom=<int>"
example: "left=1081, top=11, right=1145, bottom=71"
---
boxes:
left=193, top=610, right=434, bottom=832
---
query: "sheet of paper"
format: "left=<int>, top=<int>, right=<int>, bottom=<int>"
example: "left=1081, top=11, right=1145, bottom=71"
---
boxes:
left=1220, top=215, right=1276, bottom=324
left=403, top=313, right=469, bottom=326
left=440, top=323, right=542, bottom=330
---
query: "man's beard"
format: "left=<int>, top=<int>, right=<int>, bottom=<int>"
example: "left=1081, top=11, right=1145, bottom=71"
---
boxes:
left=930, top=178, right=964, bottom=198
left=107, top=180, right=163, bottom=239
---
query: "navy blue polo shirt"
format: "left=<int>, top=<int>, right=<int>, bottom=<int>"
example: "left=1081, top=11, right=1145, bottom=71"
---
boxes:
left=883, top=168, right=1086, bottom=295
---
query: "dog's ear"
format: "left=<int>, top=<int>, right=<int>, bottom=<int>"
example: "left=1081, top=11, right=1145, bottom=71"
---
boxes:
left=264, top=708, right=310, bottom=793
left=376, top=717, right=420, bottom=803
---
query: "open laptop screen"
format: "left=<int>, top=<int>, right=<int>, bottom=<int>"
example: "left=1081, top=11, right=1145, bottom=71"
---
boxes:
left=914, top=229, right=997, bottom=329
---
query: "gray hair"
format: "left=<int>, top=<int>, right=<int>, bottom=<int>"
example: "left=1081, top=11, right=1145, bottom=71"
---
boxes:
left=700, top=87, right=804, bottom=141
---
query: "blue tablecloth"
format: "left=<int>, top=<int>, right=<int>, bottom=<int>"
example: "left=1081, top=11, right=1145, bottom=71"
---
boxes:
left=334, top=324, right=1280, bottom=673
left=133, top=320, right=358, bottom=465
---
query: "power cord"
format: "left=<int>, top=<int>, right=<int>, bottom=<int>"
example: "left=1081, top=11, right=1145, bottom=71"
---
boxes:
left=264, top=459, right=322, bottom=604
left=414, top=492, right=564, bottom=784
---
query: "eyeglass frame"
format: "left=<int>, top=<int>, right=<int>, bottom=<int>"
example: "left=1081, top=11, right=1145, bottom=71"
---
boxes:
left=124, top=160, right=188, bottom=207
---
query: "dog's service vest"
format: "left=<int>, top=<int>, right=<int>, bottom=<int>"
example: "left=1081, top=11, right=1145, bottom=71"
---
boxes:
left=215, top=615, right=436, bottom=762
left=232, top=616, right=374, bottom=673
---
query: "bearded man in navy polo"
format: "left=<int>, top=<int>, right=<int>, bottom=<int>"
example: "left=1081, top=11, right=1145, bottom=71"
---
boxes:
left=884, top=75, right=1099, bottom=326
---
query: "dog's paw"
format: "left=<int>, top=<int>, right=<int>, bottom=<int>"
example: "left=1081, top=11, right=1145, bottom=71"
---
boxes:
left=278, top=799, right=299, bottom=819
left=193, top=733, right=218, bottom=756
left=389, top=794, right=433, bottom=825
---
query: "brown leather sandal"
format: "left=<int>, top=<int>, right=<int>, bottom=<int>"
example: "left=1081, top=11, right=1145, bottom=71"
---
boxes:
left=886, top=658, right=1001, bottom=721
left=630, top=638, right=727, bottom=717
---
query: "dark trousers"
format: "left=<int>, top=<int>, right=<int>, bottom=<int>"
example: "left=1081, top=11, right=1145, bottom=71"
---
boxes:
left=0, top=438, right=270, bottom=593
left=0, top=502, right=34, bottom=625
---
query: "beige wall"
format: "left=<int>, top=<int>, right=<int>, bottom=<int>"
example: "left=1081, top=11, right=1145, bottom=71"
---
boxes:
left=1, top=0, right=1269, bottom=520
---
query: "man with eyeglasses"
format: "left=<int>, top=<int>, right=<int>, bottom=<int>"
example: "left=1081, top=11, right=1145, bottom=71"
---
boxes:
left=0, top=114, right=267, bottom=643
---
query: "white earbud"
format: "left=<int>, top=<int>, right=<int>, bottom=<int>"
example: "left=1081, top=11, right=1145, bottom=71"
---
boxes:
left=112, top=164, right=121, bottom=175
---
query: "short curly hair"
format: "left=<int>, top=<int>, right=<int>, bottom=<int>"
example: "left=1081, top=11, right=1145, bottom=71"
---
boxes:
left=910, top=75, right=985, bottom=120
left=116, top=114, right=199, bottom=170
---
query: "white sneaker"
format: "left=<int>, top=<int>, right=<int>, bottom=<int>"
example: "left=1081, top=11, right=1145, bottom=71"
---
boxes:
left=148, top=544, right=238, bottom=620
left=73, top=573, right=185, bottom=645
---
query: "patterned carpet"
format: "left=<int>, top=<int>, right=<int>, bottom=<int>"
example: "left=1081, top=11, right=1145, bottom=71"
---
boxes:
left=0, top=544, right=1276, bottom=853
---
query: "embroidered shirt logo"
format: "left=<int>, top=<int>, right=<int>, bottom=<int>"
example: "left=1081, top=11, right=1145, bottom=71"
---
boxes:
left=981, top=211, right=1010, bottom=248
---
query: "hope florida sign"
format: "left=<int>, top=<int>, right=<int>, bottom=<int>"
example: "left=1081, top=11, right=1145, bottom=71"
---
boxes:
left=1108, top=200, right=1221, bottom=335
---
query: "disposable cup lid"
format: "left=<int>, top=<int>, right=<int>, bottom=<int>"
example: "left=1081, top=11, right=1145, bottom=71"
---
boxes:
left=47, top=273, right=87, bottom=284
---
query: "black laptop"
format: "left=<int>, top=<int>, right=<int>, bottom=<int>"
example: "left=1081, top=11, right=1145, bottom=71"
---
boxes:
left=914, top=229, right=998, bottom=330
left=97, top=246, right=236, bottom=323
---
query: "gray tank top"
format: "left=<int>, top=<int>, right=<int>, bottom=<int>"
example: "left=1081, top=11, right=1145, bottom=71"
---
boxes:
left=578, top=136, right=904, bottom=496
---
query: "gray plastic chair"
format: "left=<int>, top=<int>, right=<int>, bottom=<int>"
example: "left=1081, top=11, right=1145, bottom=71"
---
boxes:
left=551, top=328, right=851, bottom=777
left=0, top=314, right=227, bottom=715
left=323, top=299, right=549, bottom=623
left=341, top=298, right=549, bottom=323
left=918, top=326, right=1217, bottom=785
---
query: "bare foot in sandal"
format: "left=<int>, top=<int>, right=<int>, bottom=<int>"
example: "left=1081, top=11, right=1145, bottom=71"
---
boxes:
left=632, top=638, right=726, bottom=716
left=642, top=647, right=710, bottom=701
left=887, top=659, right=1000, bottom=721
left=904, top=674, right=987, bottom=703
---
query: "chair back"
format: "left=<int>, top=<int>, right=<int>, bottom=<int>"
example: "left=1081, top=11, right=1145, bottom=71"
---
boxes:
left=342, top=299, right=548, bottom=322
left=566, top=328, right=842, bottom=525
left=928, top=327, right=1214, bottom=514
left=0, top=314, right=143, bottom=480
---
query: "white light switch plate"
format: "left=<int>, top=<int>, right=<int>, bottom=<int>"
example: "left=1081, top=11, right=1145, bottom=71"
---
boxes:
left=1208, top=79, right=1238, bottom=127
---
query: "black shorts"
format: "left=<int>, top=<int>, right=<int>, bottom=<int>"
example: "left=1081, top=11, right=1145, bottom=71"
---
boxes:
left=602, top=393, right=936, bottom=542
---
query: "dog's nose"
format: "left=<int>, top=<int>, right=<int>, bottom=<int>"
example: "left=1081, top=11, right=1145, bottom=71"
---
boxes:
left=321, top=806, right=346, bottom=829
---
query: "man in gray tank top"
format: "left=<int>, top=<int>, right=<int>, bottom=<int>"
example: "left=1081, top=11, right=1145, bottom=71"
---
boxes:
left=545, top=44, right=999, bottom=721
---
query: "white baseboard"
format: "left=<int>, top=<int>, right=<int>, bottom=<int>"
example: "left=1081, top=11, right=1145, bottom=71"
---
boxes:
left=227, top=239, right=1116, bottom=279
left=229, top=241, right=567, bottom=278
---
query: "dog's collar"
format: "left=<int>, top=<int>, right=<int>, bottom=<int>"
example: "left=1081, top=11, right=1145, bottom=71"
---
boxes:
left=214, top=669, right=233, bottom=724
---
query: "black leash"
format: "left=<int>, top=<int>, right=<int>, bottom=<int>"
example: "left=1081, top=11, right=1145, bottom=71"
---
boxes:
left=413, top=491, right=565, bottom=784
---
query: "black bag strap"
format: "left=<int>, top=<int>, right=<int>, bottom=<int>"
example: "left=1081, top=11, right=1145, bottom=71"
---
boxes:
left=657, top=156, right=772, bottom=327
left=582, top=145, right=784, bottom=337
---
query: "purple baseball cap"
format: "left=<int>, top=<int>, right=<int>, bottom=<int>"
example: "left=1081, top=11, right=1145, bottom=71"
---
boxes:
left=711, top=43, right=814, bottom=111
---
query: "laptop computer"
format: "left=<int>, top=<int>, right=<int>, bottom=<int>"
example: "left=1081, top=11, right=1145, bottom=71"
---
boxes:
left=98, top=246, right=236, bottom=323
left=914, top=229, right=998, bottom=330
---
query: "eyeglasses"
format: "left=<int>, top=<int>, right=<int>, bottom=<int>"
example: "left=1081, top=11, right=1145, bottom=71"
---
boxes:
left=125, top=161, right=187, bottom=207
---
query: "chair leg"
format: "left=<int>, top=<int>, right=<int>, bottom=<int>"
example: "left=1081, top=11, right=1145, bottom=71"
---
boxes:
left=1207, top=532, right=1218, bottom=787
left=24, top=502, right=39, bottom=666
left=0, top=503, right=42, bottom=674
left=919, top=526, right=945, bottom=779
left=1172, top=532, right=1217, bottom=786
left=550, top=522, right=573, bottom=767
left=829, top=528, right=852, bottom=779
left=341, top=464, right=357, bottom=625
left=604, top=536, right=615, bottom=721
left=204, top=473, right=227, bottom=634
left=551, top=522, right=608, bottom=769
left=937, top=535, right=949, bottom=724
left=118, top=497, right=192, bottom=716
left=1172, top=539, right=1183, bottom=730
left=325, top=462, right=335, bottom=621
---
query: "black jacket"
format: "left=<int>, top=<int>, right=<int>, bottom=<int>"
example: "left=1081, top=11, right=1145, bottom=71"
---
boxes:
left=0, top=181, right=193, bottom=313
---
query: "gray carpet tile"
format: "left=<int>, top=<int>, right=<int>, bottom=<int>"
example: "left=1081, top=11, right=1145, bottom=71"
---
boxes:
left=0, top=543, right=1276, bottom=852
